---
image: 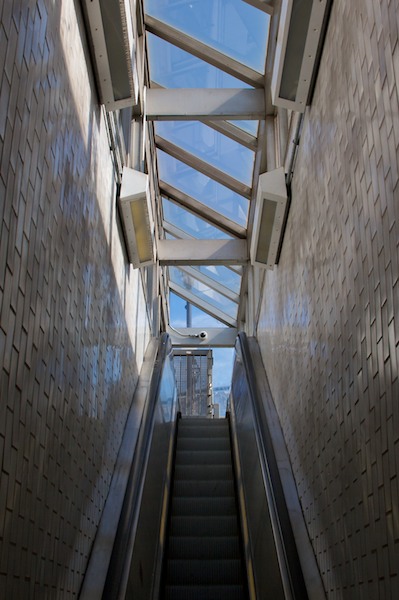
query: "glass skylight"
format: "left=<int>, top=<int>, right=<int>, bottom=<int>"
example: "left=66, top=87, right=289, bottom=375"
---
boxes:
left=145, top=0, right=270, bottom=73
left=169, top=292, right=228, bottom=328
left=155, top=121, right=255, bottom=186
left=158, top=151, right=249, bottom=226
left=162, top=198, right=232, bottom=239
left=147, top=34, right=252, bottom=88
left=169, top=267, right=238, bottom=320
left=192, top=265, right=241, bottom=295
left=227, top=120, right=259, bottom=136
left=144, top=0, right=269, bottom=331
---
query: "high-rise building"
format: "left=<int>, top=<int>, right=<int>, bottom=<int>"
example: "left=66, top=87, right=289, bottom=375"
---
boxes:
left=173, top=349, right=213, bottom=417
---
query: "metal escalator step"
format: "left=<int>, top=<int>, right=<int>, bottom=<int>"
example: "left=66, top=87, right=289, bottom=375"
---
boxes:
left=167, top=536, right=241, bottom=560
left=177, top=436, right=230, bottom=451
left=178, top=425, right=229, bottom=439
left=164, top=584, right=246, bottom=600
left=173, top=479, right=235, bottom=497
left=175, top=450, right=232, bottom=466
left=170, top=515, right=238, bottom=537
left=166, top=558, right=243, bottom=585
left=174, top=464, right=233, bottom=481
left=171, top=496, right=237, bottom=517
left=178, top=418, right=228, bottom=427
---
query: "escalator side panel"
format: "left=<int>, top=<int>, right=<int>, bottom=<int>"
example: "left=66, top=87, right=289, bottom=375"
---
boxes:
left=125, top=353, right=178, bottom=600
left=125, top=405, right=176, bottom=599
left=230, top=363, right=286, bottom=600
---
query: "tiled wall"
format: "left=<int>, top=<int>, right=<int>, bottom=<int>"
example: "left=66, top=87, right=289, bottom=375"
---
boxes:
left=0, top=1, right=150, bottom=596
left=257, top=0, right=399, bottom=597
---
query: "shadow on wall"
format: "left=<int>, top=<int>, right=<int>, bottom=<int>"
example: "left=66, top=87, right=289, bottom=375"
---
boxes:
left=0, top=0, right=149, bottom=596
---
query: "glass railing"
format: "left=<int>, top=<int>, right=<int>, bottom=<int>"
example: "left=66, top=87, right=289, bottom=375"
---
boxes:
left=103, top=334, right=178, bottom=599
left=229, top=333, right=309, bottom=600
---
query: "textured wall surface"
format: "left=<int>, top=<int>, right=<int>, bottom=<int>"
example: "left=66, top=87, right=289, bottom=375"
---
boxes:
left=258, top=0, right=399, bottom=597
left=0, top=0, right=150, bottom=596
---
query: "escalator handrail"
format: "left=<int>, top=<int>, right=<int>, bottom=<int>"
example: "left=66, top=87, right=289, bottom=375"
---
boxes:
left=102, top=332, right=175, bottom=599
left=235, top=332, right=309, bottom=600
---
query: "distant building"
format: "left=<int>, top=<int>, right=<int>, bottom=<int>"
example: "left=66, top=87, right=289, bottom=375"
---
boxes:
left=173, top=349, right=213, bottom=417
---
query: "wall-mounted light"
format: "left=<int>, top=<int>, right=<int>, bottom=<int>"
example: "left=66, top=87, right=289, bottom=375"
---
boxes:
left=81, top=0, right=138, bottom=110
left=271, top=0, right=332, bottom=112
left=118, top=167, right=155, bottom=268
left=250, top=167, right=288, bottom=270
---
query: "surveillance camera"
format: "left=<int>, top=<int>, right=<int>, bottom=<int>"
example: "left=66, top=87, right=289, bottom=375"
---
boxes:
left=198, top=331, right=208, bottom=340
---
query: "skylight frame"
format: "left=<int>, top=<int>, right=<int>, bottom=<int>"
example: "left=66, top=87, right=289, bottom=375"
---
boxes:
left=143, top=0, right=271, bottom=334
left=145, top=15, right=266, bottom=87
left=161, top=184, right=247, bottom=239
left=169, top=280, right=238, bottom=327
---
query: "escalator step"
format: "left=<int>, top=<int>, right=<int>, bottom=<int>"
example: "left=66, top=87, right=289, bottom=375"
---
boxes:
left=175, top=449, right=232, bottom=466
left=170, top=515, right=238, bottom=537
left=178, top=418, right=228, bottom=427
left=161, top=419, right=248, bottom=599
left=167, top=536, right=241, bottom=559
left=166, top=558, right=243, bottom=585
left=177, top=436, right=231, bottom=452
left=173, top=479, right=235, bottom=497
left=171, top=496, right=237, bottom=517
left=174, top=464, right=233, bottom=481
left=178, top=426, right=229, bottom=439
left=164, top=584, right=246, bottom=600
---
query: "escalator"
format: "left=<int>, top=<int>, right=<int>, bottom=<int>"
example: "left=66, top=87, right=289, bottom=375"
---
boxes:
left=94, top=333, right=324, bottom=600
left=162, top=417, right=248, bottom=599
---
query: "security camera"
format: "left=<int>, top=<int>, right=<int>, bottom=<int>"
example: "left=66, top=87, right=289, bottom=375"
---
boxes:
left=198, top=331, right=208, bottom=340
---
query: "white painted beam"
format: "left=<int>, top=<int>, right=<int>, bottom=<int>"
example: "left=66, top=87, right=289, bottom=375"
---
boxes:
left=242, top=0, right=274, bottom=15
left=166, top=326, right=238, bottom=347
left=158, top=239, right=248, bottom=266
left=161, top=222, right=244, bottom=279
left=203, top=120, right=258, bottom=150
left=162, top=220, right=193, bottom=240
left=146, top=89, right=265, bottom=121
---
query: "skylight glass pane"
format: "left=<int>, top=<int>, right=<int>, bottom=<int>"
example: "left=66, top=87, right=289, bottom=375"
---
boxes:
left=227, top=120, right=259, bottom=136
left=170, top=292, right=227, bottom=328
left=170, top=267, right=238, bottom=319
left=156, top=122, right=255, bottom=186
left=145, top=0, right=269, bottom=73
left=158, top=151, right=248, bottom=226
left=192, top=265, right=241, bottom=294
left=163, top=198, right=232, bottom=239
left=147, top=34, right=251, bottom=88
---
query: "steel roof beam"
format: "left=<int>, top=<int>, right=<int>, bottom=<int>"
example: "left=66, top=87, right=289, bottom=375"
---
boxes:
left=242, top=0, right=274, bottom=15
left=146, top=88, right=265, bottom=121
left=158, top=239, right=248, bottom=266
left=202, top=120, right=258, bottom=150
left=162, top=221, right=244, bottom=278
left=166, top=326, right=238, bottom=347
left=148, top=82, right=259, bottom=149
